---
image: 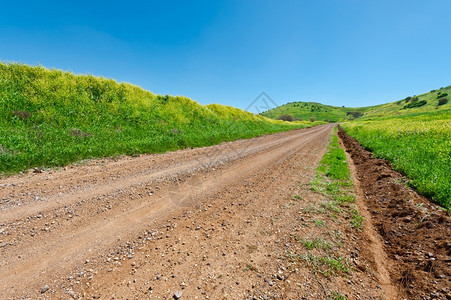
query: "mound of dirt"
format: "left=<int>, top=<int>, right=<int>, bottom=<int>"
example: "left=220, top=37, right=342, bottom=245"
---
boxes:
left=338, top=127, right=451, bottom=300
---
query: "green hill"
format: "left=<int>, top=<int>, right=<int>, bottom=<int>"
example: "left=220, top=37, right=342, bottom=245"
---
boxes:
left=261, top=85, right=451, bottom=122
left=0, top=63, right=319, bottom=174
left=261, top=102, right=363, bottom=122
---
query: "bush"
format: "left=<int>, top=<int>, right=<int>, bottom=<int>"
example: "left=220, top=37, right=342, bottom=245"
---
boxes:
left=403, top=100, right=427, bottom=109
left=437, top=92, right=448, bottom=99
left=277, top=114, right=294, bottom=122
left=405, top=96, right=412, bottom=102
left=347, top=111, right=362, bottom=118
left=310, top=116, right=316, bottom=122
left=352, top=111, right=363, bottom=118
left=437, top=97, right=448, bottom=106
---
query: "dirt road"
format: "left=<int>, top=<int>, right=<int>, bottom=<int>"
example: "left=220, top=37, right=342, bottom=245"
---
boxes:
left=1, top=124, right=449, bottom=299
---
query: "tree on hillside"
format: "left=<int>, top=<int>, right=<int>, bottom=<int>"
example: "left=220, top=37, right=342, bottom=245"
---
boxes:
left=277, top=114, right=294, bottom=122
left=347, top=111, right=363, bottom=118
left=437, top=97, right=448, bottom=106
left=403, top=100, right=427, bottom=109
left=437, top=92, right=448, bottom=99
left=352, top=111, right=363, bottom=118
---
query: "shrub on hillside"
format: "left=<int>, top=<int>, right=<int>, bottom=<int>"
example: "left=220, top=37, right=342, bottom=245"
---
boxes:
left=403, top=100, right=427, bottom=109
left=310, top=116, right=316, bottom=122
left=277, top=114, right=294, bottom=122
left=437, top=97, right=448, bottom=106
left=347, top=111, right=363, bottom=118
left=437, top=92, right=448, bottom=99
left=404, top=96, right=412, bottom=102
left=352, top=111, right=363, bottom=118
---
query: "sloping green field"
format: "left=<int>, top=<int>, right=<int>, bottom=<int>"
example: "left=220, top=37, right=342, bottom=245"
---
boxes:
left=0, top=63, right=321, bottom=175
left=261, top=86, right=451, bottom=122
left=360, top=86, right=450, bottom=120
left=260, top=101, right=363, bottom=122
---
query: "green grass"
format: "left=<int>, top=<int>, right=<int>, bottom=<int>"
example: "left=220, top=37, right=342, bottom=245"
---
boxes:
left=313, top=219, right=326, bottom=227
left=310, top=127, right=362, bottom=229
left=288, top=252, right=350, bottom=277
left=0, top=63, right=324, bottom=175
left=300, top=238, right=333, bottom=251
left=316, top=134, right=351, bottom=183
left=351, top=209, right=363, bottom=230
left=328, top=291, right=346, bottom=300
left=341, top=111, right=451, bottom=210
left=311, top=128, right=354, bottom=203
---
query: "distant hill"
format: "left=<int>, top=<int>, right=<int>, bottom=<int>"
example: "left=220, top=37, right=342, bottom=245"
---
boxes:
left=261, top=85, right=451, bottom=122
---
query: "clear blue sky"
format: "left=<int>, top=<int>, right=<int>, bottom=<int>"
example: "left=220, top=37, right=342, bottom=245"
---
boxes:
left=1, top=0, right=450, bottom=112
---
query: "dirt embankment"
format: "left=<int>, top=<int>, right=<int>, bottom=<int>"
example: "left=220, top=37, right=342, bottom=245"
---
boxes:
left=338, top=127, right=451, bottom=300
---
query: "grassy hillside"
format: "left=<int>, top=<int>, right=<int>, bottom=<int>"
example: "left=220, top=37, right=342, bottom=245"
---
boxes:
left=260, top=101, right=363, bottom=122
left=361, top=86, right=451, bottom=119
left=261, top=86, right=451, bottom=122
left=0, top=63, right=320, bottom=175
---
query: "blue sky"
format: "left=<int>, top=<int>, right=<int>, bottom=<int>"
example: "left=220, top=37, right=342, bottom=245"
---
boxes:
left=1, top=0, right=450, bottom=112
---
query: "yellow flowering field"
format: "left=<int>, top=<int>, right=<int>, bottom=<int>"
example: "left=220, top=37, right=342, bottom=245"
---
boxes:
left=342, top=110, right=451, bottom=209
